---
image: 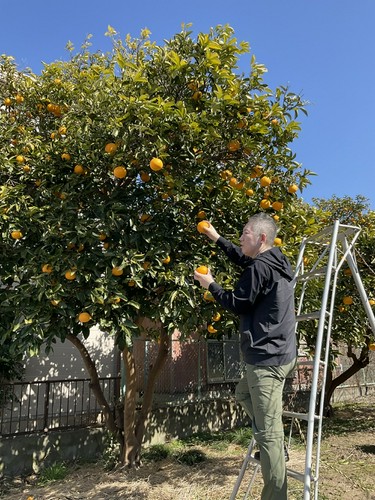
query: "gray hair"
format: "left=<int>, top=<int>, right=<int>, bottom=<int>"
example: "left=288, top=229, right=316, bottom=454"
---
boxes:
left=247, top=213, right=278, bottom=246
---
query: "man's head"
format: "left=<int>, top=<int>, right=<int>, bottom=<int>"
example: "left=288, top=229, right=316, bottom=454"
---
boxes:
left=240, top=213, right=278, bottom=257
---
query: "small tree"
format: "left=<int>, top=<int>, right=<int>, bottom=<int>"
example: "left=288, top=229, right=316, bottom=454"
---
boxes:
left=0, top=25, right=312, bottom=465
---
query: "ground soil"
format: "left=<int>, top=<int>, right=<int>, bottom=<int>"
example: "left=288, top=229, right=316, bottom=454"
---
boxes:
left=1, top=401, right=374, bottom=500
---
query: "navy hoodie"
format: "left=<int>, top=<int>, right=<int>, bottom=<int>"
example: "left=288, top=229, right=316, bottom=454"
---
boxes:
left=208, top=237, right=297, bottom=366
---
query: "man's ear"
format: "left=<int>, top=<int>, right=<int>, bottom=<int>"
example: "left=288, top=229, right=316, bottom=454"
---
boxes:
left=260, top=232, right=267, bottom=244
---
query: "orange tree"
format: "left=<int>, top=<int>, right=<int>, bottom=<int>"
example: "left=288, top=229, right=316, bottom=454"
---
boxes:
left=0, top=25, right=312, bottom=465
left=307, top=195, right=375, bottom=414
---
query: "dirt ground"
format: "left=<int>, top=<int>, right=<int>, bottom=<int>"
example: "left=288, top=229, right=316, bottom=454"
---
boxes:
left=1, top=402, right=375, bottom=500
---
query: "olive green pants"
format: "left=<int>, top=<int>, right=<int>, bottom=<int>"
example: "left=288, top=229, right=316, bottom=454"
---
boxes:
left=235, top=359, right=296, bottom=500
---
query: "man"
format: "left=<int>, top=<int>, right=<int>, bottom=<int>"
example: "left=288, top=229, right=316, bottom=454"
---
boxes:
left=194, top=212, right=297, bottom=500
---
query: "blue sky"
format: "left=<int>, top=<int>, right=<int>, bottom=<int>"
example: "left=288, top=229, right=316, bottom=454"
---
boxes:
left=2, top=0, right=375, bottom=209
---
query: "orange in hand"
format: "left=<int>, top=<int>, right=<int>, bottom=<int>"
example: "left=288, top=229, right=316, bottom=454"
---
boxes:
left=197, top=220, right=211, bottom=234
left=196, top=265, right=209, bottom=275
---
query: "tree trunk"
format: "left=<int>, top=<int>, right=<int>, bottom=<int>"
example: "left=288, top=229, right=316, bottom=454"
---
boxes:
left=323, top=344, right=370, bottom=417
left=66, top=333, right=118, bottom=435
left=121, top=325, right=170, bottom=467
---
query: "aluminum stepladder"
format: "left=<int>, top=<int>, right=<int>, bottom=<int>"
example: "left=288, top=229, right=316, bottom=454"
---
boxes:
left=230, top=220, right=375, bottom=500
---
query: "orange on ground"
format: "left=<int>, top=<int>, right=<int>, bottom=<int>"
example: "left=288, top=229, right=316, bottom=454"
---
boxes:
left=105, top=142, right=117, bottom=155
left=11, top=230, right=23, bottom=239
left=112, top=267, right=123, bottom=276
left=343, top=296, right=353, bottom=305
left=196, top=265, right=209, bottom=275
left=150, top=157, right=163, bottom=172
left=197, top=220, right=211, bottom=234
left=113, top=166, right=127, bottom=179
left=42, top=264, right=53, bottom=273
left=78, top=312, right=91, bottom=323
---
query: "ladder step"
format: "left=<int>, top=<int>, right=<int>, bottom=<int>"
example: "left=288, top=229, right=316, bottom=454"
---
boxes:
left=296, top=311, right=325, bottom=321
left=287, top=468, right=316, bottom=483
left=296, top=266, right=328, bottom=282
left=283, top=410, right=322, bottom=422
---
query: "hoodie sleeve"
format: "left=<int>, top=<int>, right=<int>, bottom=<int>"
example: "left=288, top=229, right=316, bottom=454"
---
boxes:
left=208, top=262, right=267, bottom=314
left=216, top=236, right=252, bottom=268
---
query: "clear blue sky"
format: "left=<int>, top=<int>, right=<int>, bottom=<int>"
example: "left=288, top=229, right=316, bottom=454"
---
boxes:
left=2, top=0, right=375, bottom=209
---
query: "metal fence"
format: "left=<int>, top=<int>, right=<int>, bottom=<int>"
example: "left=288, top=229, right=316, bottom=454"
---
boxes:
left=0, top=377, right=119, bottom=436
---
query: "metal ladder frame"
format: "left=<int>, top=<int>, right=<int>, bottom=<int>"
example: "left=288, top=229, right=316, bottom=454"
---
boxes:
left=230, top=220, right=375, bottom=500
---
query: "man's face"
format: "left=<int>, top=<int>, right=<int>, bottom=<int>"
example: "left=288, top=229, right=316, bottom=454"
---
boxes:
left=240, top=223, right=263, bottom=257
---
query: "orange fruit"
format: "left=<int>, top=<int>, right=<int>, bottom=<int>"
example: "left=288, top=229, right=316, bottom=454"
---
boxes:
left=273, top=215, right=280, bottom=222
left=274, top=237, right=282, bottom=246
left=140, top=214, right=151, bottom=223
left=78, top=312, right=91, bottom=323
left=192, top=90, right=202, bottom=100
left=16, top=155, right=25, bottom=164
left=271, top=118, right=279, bottom=126
left=3, top=97, right=12, bottom=106
left=104, top=142, right=117, bottom=155
left=196, top=265, right=209, bottom=275
left=61, top=153, right=71, bottom=161
left=342, top=296, right=353, bottom=305
left=212, top=312, right=221, bottom=322
left=272, top=201, right=284, bottom=211
left=237, top=118, right=247, bottom=129
left=245, top=189, right=254, bottom=196
left=207, top=324, right=217, bottom=334
left=344, top=268, right=352, bottom=276
left=112, top=267, right=123, bottom=276
left=74, top=164, right=84, bottom=175
left=23, top=165, right=31, bottom=173
left=260, top=176, right=271, bottom=187
left=369, top=299, right=375, bottom=306
left=288, top=184, right=298, bottom=194
left=162, top=255, right=171, bottom=264
left=197, top=220, right=211, bottom=234
left=251, top=165, right=263, bottom=177
left=142, top=261, right=151, bottom=270
left=128, top=280, right=136, bottom=287
left=58, top=126, right=67, bottom=135
left=65, top=270, right=76, bottom=280
left=11, top=230, right=23, bottom=239
left=140, top=171, right=150, bottom=182
left=42, top=264, right=53, bottom=273
left=197, top=210, right=206, bottom=219
left=113, top=166, right=127, bottom=179
left=369, top=343, right=375, bottom=351
left=98, top=233, right=107, bottom=241
left=15, top=94, right=24, bottom=104
left=150, top=157, right=163, bottom=171
left=260, top=199, right=271, bottom=209
left=227, top=139, right=241, bottom=152
left=50, top=299, right=60, bottom=306
left=229, top=177, right=238, bottom=187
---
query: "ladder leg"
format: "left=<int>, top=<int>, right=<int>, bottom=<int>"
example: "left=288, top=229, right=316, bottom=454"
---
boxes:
left=229, top=438, right=256, bottom=500
left=243, top=463, right=261, bottom=500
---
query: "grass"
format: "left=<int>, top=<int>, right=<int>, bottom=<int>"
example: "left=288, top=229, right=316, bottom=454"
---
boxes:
left=37, top=462, right=69, bottom=485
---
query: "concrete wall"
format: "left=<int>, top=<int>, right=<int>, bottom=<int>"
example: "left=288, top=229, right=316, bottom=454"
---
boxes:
left=0, top=399, right=250, bottom=479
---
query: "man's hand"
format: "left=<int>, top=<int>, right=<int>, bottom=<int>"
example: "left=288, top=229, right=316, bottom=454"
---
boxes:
left=194, top=268, right=215, bottom=289
left=200, top=221, right=220, bottom=242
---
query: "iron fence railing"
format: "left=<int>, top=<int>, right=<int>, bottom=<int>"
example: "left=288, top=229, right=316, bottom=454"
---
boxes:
left=0, top=376, right=120, bottom=436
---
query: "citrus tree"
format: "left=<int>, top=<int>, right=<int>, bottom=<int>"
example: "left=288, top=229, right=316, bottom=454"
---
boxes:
left=0, top=25, right=312, bottom=465
left=309, top=195, right=375, bottom=414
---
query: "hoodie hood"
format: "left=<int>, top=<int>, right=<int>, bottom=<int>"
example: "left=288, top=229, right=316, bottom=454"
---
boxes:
left=255, top=247, right=294, bottom=281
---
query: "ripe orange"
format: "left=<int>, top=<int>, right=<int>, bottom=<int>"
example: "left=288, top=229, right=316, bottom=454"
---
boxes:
left=11, top=230, right=23, bottom=239
left=369, top=299, right=375, bottom=306
left=288, top=184, right=298, bottom=194
left=237, top=118, right=247, bottom=129
left=273, top=214, right=280, bottom=222
left=192, top=90, right=202, bottom=100
left=98, top=233, right=107, bottom=241
left=197, top=210, right=206, bottom=219
left=104, top=142, right=117, bottom=155
left=3, top=97, right=12, bottom=106
left=229, top=177, right=238, bottom=187
left=272, top=201, right=284, bottom=211
left=16, top=155, right=25, bottom=164
left=150, top=157, right=163, bottom=172
left=113, top=166, right=127, bottom=179
left=23, top=165, right=31, bottom=173
left=212, top=312, right=221, bottom=322
left=78, top=312, right=91, bottom=323
left=142, top=261, right=151, bottom=270
left=127, top=280, right=136, bottom=287
left=251, top=165, right=263, bottom=177
left=65, top=270, right=76, bottom=280
left=197, top=220, right=211, bottom=233
left=112, top=267, right=123, bottom=276
left=74, top=164, right=84, bottom=175
left=140, top=214, right=151, bottom=223
left=196, top=265, right=209, bottom=275
left=274, top=237, right=282, bottom=246
left=58, top=126, right=67, bottom=135
left=50, top=299, right=60, bottom=306
left=227, top=139, right=241, bottom=152
left=260, top=199, right=271, bottom=209
left=342, top=296, right=353, bottom=305
left=260, top=176, right=271, bottom=187
left=207, top=324, right=217, bottom=334
left=162, top=255, right=171, bottom=264
left=15, top=94, right=24, bottom=104
left=369, top=343, right=375, bottom=351
left=61, top=153, right=71, bottom=161
left=245, top=189, right=254, bottom=196
left=42, top=264, right=53, bottom=273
